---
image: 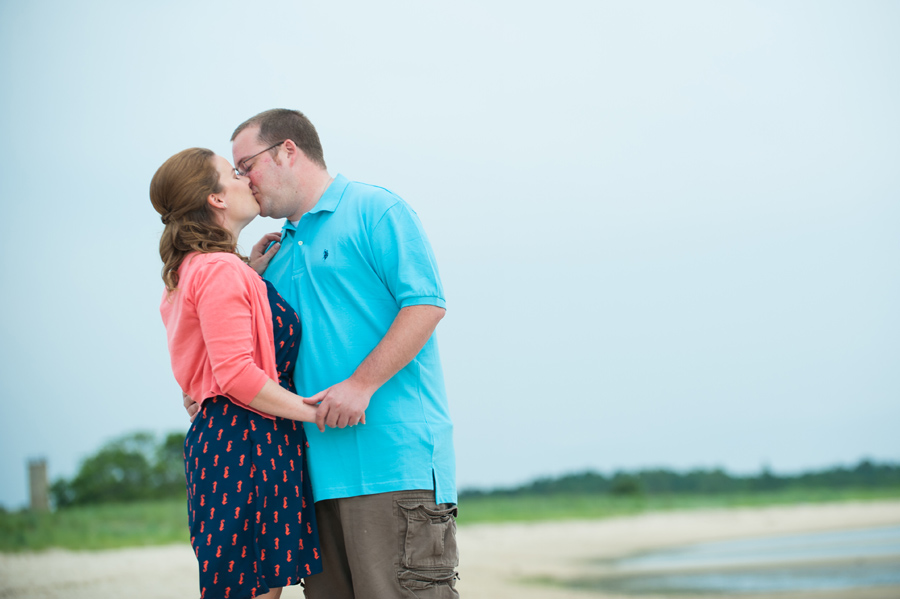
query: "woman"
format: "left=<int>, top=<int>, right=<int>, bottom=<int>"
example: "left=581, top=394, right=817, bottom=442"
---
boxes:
left=150, top=148, right=322, bottom=599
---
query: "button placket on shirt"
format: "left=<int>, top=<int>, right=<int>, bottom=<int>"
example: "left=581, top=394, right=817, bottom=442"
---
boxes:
left=291, top=225, right=308, bottom=282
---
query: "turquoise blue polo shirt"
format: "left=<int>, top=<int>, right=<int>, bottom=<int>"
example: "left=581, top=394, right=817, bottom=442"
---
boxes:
left=263, top=174, right=456, bottom=505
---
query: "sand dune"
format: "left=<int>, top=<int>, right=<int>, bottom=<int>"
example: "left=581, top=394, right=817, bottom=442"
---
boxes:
left=2, top=500, right=899, bottom=599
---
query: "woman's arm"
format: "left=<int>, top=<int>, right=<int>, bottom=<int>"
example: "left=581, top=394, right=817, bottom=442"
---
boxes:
left=248, top=380, right=321, bottom=428
left=188, top=256, right=315, bottom=424
left=182, top=383, right=318, bottom=426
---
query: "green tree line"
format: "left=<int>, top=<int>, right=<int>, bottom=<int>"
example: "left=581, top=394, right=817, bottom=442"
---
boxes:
left=460, top=460, right=900, bottom=499
left=51, top=432, right=186, bottom=507
left=50, top=432, right=899, bottom=507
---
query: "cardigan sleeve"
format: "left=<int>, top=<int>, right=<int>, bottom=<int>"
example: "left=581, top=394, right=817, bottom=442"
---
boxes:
left=191, top=257, right=269, bottom=404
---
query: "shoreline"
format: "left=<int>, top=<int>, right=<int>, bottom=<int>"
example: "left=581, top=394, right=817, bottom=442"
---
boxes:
left=457, top=499, right=900, bottom=599
left=2, top=500, right=899, bottom=598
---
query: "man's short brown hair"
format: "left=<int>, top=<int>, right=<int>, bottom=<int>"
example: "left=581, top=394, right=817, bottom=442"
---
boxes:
left=232, top=109, right=326, bottom=169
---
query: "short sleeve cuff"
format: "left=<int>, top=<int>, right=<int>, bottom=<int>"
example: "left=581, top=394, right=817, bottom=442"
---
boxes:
left=399, top=296, right=446, bottom=310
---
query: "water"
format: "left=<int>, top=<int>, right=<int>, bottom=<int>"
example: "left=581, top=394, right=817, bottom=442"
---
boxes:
left=572, top=525, right=900, bottom=595
left=617, top=525, right=900, bottom=571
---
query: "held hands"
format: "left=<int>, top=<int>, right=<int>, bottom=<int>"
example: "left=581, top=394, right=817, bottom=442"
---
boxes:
left=184, top=388, right=321, bottom=425
left=249, top=232, right=282, bottom=275
left=303, top=378, right=371, bottom=433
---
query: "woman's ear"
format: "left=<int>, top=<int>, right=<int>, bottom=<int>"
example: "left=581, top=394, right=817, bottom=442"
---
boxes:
left=208, top=194, right=227, bottom=210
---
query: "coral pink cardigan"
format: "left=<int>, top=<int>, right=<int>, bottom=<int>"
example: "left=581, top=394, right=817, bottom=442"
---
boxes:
left=160, top=252, right=278, bottom=418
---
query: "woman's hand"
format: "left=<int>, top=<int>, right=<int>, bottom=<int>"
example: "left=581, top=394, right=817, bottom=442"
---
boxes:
left=249, top=232, right=282, bottom=274
left=247, top=379, right=321, bottom=426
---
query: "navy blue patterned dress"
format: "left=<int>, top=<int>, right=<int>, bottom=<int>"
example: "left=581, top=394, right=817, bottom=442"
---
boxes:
left=183, top=279, right=321, bottom=599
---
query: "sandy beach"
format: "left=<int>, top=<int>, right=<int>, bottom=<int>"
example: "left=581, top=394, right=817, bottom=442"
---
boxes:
left=2, top=500, right=899, bottom=599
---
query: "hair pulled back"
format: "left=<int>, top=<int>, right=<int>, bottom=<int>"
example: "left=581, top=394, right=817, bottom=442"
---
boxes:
left=149, top=148, right=243, bottom=291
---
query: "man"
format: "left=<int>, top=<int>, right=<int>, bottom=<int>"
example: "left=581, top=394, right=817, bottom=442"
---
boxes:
left=231, top=109, right=457, bottom=598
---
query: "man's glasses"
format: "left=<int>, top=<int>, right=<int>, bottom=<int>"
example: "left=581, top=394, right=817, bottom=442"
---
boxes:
left=235, top=141, right=285, bottom=176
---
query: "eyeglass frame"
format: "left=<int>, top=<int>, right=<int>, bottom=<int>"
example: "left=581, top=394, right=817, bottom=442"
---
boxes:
left=235, top=140, right=286, bottom=176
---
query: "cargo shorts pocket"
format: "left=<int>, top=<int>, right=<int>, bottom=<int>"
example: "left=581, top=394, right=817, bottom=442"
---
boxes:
left=397, top=501, right=459, bottom=569
left=397, top=500, right=459, bottom=595
left=397, top=568, right=458, bottom=591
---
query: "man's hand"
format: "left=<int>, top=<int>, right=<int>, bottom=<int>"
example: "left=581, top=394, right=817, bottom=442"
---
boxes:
left=299, top=305, right=444, bottom=432
left=303, top=379, right=371, bottom=432
left=249, top=232, right=282, bottom=275
left=183, top=392, right=200, bottom=422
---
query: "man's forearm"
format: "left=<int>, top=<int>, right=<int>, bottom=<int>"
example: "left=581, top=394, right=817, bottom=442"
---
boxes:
left=350, top=304, right=445, bottom=394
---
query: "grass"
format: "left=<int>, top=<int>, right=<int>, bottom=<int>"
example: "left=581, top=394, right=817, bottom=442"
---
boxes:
left=0, top=499, right=188, bottom=552
left=2, top=487, right=898, bottom=552
left=455, top=486, right=900, bottom=525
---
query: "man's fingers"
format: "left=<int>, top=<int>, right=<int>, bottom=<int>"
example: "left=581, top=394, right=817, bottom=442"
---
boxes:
left=332, top=409, right=365, bottom=429
left=325, top=409, right=341, bottom=430
left=303, top=390, right=327, bottom=405
left=183, top=392, right=198, bottom=421
left=186, top=401, right=199, bottom=422
left=315, top=404, right=328, bottom=433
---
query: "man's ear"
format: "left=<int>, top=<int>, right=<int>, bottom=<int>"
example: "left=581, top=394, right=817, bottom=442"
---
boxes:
left=282, top=139, right=299, bottom=166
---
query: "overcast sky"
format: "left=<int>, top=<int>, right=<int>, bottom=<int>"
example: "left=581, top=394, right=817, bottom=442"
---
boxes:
left=1, top=0, right=897, bottom=508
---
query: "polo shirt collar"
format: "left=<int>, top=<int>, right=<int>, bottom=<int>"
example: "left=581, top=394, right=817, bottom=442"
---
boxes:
left=280, top=218, right=297, bottom=239
left=307, top=174, right=350, bottom=215
left=279, top=174, right=350, bottom=239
